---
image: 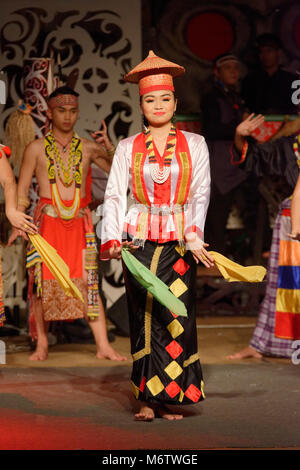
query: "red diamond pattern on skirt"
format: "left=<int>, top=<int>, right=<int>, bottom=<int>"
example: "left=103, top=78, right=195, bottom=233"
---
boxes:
left=170, top=310, right=178, bottom=318
left=139, top=376, right=146, bottom=392
left=165, top=340, right=183, bottom=359
left=172, top=258, right=190, bottom=276
left=185, top=384, right=202, bottom=403
left=165, top=381, right=181, bottom=398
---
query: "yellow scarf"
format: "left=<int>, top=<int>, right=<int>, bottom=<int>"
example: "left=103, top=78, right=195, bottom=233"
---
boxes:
left=209, top=251, right=266, bottom=282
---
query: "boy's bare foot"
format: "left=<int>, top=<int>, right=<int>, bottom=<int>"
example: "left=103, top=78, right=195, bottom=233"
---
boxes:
left=29, top=342, right=48, bottom=361
left=227, top=345, right=262, bottom=360
left=135, top=405, right=155, bottom=421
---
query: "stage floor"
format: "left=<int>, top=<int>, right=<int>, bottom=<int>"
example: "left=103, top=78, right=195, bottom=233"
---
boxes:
left=0, top=316, right=299, bottom=450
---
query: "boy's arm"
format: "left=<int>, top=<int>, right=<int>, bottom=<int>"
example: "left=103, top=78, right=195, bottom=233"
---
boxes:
left=89, top=120, right=115, bottom=174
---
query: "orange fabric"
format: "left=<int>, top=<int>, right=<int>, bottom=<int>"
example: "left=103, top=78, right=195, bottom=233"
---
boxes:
left=139, top=74, right=174, bottom=96
left=278, top=239, right=300, bottom=266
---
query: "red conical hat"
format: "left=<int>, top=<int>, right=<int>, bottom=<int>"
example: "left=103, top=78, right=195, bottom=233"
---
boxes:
left=124, top=50, right=185, bottom=96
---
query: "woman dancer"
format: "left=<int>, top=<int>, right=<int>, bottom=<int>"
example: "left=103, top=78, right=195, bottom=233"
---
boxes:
left=99, top=52, right=213, bottom=420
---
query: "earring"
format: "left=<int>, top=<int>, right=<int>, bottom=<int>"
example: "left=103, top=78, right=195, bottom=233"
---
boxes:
left=142, top=115, right=149, bottom=131
left=171, top=112, right=177, bottom=124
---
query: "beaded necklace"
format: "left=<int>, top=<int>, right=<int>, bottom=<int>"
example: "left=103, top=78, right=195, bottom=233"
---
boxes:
left=45, top=132, right=83, bottom=220
left=144, top=125, right=176, bottom=184
left=48, top=131, right=78, bottom=187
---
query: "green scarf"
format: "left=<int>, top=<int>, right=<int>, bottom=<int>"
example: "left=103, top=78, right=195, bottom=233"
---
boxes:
left=121, top=248, right=187, bottom=317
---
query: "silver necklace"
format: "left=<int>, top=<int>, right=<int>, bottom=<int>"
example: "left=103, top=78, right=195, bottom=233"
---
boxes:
left=149, top=163, right=171, bottom=184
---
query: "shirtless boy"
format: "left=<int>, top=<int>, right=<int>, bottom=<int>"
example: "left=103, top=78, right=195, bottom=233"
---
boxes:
left=9, top=86, right=127, bottom=362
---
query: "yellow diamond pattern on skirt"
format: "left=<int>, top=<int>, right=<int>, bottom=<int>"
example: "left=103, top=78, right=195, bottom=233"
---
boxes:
left=175, top=244, right=186, bottom=257
left=131, top=380, right=140, bottom=399
left=201, top=380, right=205, bottom=399
left=179, top=390, right=184, bottom=403
left=167, top=319, right=184, bottom=338
left=169, top=278, right=188, bottom=297
left=164, top=360, right=183, bottom=380
left=146, top=375, right=165, bottom=396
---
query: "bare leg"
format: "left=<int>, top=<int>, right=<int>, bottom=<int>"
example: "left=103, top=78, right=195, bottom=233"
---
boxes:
left=29, top=296, right=49, bottom=361
left=89, top=303, right=127, bottom=361
left=227, top=345, right=263, bottom=360
left=81, top=265, right=127, bottom=361
left=135, top=402, right=156, bottom=421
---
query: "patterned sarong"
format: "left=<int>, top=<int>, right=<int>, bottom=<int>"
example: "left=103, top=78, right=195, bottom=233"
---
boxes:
left=251, top=198, right=294, bottom=357
left=123, top=240, right=204, bottom=406
left=27, top=198, right=99, bottom=336
left=275, top=202, right=300, bottom=339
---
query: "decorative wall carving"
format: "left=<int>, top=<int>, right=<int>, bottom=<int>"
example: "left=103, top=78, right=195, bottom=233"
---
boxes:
left=0, top=1, right=141, bottom=319
left=0, top=1, right=142, bottom=142
left=144, top=0, right=300, bottom=114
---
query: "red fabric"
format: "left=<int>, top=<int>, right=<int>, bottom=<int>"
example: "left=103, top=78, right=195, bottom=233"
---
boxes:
left=2, top=146, right=11, bottom=157
left=131, top=129, right=193, bottom=243
left=172, top=258, right=190, bottom=276
left=131, top=133, right=151, bottom=205
left=184, top=225, right=203, bottom=240
left=282, top=208, right=291, bottom=217
left=152, top=138, right=171, bottom=207
left=185, top=384, right=202, bottom=403
left=165, top=381, right=181, bottom=398
left=230, top=141, right=248, bottom=165
left=173, top=129, right=192, bottom=205
left=139, top=84, right=174, bottom=96
left=165, top=340, right=183, bottom=359
left=39, top=198, right=87, bottom=280
left=139, top=376, right=146, bottom=392
left=99, top=239, right=120, bottom=259
left=275, top=311, right=300, bottom=339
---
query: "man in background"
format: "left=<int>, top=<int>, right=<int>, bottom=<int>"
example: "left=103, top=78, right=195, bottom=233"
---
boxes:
left=242, top=33, right=298, bottom=115
left=202, top=53, right=256, bottom=256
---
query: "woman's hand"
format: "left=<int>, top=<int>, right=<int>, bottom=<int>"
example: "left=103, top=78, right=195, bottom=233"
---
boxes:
left=108, top=241, right=139, bottom=260
left=185, top=234, right=215, bottom=268
left=288, top=231, right=300, bottom=241
left=6, top=209, right=38, bottom=234
left=236, top=113, right=264, bottom=137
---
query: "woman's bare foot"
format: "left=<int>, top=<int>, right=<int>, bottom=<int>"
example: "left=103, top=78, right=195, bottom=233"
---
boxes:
left=29, top=341, right=48, bottom=361
left=156, top=405, right=183, bottom=420
left=135, top=405, right=155, bottom=421
left=96, top=345, right=127, bottom=361
left=227, top=345, right=263, bottom=360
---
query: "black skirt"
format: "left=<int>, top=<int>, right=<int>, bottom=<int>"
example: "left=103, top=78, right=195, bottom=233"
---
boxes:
left=122, top=240, right=204, bottom=405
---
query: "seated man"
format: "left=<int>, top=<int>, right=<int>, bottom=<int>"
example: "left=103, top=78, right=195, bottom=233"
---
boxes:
left=8, top=86, right=127, bottom=362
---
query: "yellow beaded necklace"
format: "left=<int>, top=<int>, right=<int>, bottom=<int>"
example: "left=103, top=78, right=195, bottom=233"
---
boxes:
left=45, top=132, right=83, bottom=220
